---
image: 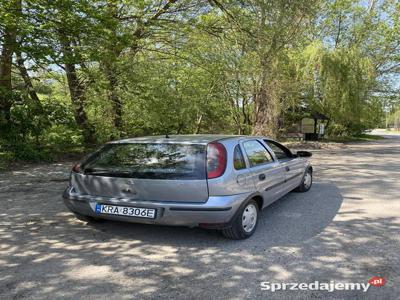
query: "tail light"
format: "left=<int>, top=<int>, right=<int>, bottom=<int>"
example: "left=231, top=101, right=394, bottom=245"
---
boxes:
left=207, top=142, right=227, bottom=179
left=72, top=163, right=82, bottom=173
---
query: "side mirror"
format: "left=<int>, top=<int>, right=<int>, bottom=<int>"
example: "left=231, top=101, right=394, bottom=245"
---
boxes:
left=296, top=151, right=312, bottom=157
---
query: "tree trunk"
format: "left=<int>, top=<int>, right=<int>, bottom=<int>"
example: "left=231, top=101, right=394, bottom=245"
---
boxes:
left=252, top=90, right=279, bottom=138
left=103, top=2, right=124, bottom=135
left=65, top=62, right=95, bottom=144
left=194, top=114, right=203, bottom=134
left=251, top=4, right=280, bottom=139
left=251, top=61, right=279, bottom=138
left=15, top=50, right=43, bottom=110
left=59, top=34, right=95, bottom=144
left=0, top=5, right=18, bottom=126
left=104, top=62, right=123, bottom=133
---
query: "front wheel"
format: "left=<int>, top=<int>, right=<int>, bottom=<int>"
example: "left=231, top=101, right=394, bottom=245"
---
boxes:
left=294, top=168, right=312, bottom=192
left=221, top=199, right=259, bottom=240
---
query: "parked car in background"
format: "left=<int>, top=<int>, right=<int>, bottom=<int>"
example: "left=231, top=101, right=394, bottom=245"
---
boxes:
left=63, top=135, right=313, bottom=239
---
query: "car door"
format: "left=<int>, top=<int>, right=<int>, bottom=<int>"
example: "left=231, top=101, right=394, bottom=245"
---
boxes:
left=264, top=140, right=305, bottom=193
left=241, top=139, right=286, bottom=207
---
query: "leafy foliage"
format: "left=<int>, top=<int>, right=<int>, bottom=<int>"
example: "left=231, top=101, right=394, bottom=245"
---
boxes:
left=0, top=0, right=399, bottom=163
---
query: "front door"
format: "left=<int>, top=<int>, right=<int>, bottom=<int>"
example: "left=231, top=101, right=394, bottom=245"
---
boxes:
left=264, top=139, right=305, bottom=193
left=241, top=139, right=286, bottom=207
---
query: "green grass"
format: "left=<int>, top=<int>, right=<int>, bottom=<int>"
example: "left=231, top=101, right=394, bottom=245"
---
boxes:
left=325, top=134, right=384, bottom=142
left=383, top=129, right=400, bottom=134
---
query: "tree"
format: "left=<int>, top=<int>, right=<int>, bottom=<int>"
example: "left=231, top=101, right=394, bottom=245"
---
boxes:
left=94, top=0, right=194, bottom=136
left=208, top=0, right=320, bottom=137
left=1, top=0, right=400, bottom=164
left=0, top=0, right=20, bottom=127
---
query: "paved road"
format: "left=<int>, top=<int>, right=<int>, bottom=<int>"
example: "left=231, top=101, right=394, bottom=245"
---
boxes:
left=1, top=137, right=399, bottom=299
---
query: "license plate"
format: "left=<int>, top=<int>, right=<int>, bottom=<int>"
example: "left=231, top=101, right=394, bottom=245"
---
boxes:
left=95, top=204, right=156, bottom=219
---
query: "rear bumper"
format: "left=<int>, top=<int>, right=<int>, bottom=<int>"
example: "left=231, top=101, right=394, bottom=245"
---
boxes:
left=62, top=186, right=250, bottom=227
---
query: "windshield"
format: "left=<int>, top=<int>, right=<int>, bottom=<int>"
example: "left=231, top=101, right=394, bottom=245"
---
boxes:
left=81, top=143, right=206, bottom=180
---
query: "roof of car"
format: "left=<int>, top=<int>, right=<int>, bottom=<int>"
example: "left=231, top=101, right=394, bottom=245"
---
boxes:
left=109, top=134, right=247, bottom=144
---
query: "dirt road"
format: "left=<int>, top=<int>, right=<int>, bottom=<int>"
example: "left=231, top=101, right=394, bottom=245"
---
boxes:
left=1, top=137, right=399, bottom=299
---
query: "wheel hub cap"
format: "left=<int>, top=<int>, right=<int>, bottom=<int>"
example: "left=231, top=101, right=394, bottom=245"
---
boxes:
left=242, top=204, right=257, bottom=233
left=304, top=172, right=312, bottom=188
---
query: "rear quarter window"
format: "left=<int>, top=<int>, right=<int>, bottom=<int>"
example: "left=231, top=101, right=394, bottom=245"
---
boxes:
left=233, top=145, right=246, bottom=170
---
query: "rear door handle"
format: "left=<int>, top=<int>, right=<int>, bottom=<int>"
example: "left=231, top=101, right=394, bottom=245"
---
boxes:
left=259, top=174, right=266, bottom=181
left=285, top=166, right=290, bottom=172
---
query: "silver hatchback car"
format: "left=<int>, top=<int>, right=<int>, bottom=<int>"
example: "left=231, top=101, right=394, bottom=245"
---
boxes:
left=63, top=135, right=313, bottom=239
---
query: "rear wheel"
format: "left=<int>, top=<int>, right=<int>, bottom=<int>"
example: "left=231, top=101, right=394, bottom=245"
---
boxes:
left=294, top=168, right=312, bottom=192
left=222, top=199, right=259, bottom=240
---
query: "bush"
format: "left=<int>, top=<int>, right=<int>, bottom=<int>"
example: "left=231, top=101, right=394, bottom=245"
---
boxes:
left=327, top=123, right=348, bottom=136
left=0, top=150, right=14, bottom=170
left=11, top=142, right=53, bottom=161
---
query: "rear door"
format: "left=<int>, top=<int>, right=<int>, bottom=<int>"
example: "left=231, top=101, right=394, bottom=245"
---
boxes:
left=241, top=139, right=286, bottom=207
left=264, top=140, right=305, bottom=192
left=73, top=143, right=209, bottom=203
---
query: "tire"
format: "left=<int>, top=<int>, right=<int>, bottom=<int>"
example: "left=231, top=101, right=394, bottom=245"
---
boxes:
left=294, top=168, right=312, bottom=192
left=222, top=199, right=259, bottom=240
left=73, top=212, right=100, bottom=223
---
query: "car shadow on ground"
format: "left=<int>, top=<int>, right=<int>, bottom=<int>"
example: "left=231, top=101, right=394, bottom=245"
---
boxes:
left=84, top=181, right=343, bottom=247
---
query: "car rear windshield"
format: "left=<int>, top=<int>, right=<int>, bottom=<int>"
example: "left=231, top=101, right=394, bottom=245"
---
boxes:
left=81, top=143, right=206, bottom=180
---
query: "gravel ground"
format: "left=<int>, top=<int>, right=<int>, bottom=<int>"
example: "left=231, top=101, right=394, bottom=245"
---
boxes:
left=0, top=135, right=399, bottom=299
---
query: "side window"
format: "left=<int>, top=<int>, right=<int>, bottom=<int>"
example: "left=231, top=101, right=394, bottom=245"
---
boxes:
left=233, top=145, right=246, bottom=170
left=242, top=140, right=274, bottom=167
left=265, top=140, right=292, bottom=160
